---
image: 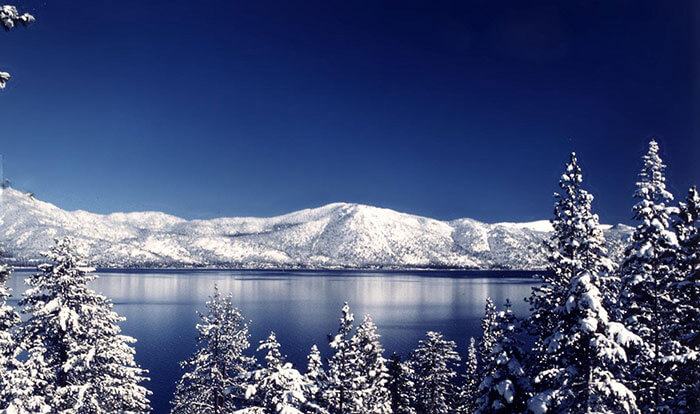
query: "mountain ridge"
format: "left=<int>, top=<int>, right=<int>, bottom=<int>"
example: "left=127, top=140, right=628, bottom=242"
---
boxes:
left=0, top=187, right=633, bottom=269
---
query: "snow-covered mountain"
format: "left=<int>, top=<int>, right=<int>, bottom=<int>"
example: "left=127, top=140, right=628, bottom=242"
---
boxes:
left=0, top=187, right=633, bottom=269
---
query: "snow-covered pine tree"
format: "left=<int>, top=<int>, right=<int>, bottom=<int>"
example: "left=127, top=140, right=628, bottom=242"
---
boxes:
left=478, top=298, right=498, bottom=369
left=1, top=5, right=35, bottom=88
left=456, top=337, right=479, bottom=414
left=16, top=237, right=151, bottom=413
left=323, top=302, right=361, bottom=414
left=528, top=152, right=616, bottom=336
left=304, top=344, right=328, bottom=414
left=244, top=331, right=310, bottom=413
left=669, top=186, right=700, bottom=411
left=527, top=272, right=641, bottom=414
left=171, top=286, right=255, bottom=414
left=618, top=140, right=682, bottom=412
left=410, top=331, right=460, bottom=414
left=476, top=300, right=529, bottom=414
left=387, top=353, right=416, bottom=414
left=0, top=255, right=23, bottom=409
left=527, top=152, right=618, bottom=404
left=351, top=315, right=391, bottom=413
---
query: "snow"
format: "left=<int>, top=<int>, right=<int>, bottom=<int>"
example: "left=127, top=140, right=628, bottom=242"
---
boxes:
left=0, top=187, right=632, bottom=269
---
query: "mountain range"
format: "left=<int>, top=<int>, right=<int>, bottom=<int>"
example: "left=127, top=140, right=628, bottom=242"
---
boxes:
left=0, top=187, right=633, bottom=269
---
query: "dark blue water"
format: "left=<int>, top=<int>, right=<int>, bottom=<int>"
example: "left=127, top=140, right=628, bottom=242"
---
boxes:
left=7, top=269, right=539, bottom=413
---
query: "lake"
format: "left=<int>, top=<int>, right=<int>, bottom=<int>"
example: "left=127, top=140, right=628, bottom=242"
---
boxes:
left=6, top=269, right=540, bottom=413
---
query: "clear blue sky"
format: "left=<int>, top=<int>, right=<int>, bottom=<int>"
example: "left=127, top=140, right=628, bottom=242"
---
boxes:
left=1, top=0, right=698, bottom=224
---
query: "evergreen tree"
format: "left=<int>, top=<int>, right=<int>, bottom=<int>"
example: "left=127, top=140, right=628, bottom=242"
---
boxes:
left=352, top=315, right=391, bottom=413
left=618, top=140, right=682, bottom=412
left=0, top=255, right=39, bottom=412
left=456, top=337, right=479, bottom=414
left=245, top=331, right=310, bottom=413
left=478, top=298, right=498, bottom=368
left=476, top=300, right=529, bottom=414
left=528, top=153, right=616, bottom=336
left=527, top=273, right=640, bottom=414
left=527, top=152, right=617, bottom=404
left=17, top=237, right=150, bottom=413
left=323, top=302, right=361, bottom=413
left=669, top=186, right=700, bottom=411
left=410, top=331, right=460, bottom=414
left=171, top=286, right=254, bottom=414
left=387, top=353, right=416, bottom=414
left=304, top=344, right=328, bottom=414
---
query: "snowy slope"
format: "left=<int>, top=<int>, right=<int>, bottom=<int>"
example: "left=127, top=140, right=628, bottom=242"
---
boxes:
left=0, top=187, right=632, bottom=269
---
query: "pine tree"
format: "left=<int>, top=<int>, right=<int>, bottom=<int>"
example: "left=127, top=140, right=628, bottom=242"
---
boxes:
left=456, top=337, right=479, bottom=414
left=410, top=331, right=460, bottom=414
left=352, top=315, right=391, bottom=413
left=0, top=255, right=31, bottom=412
left=1, top=5, right=35, bottom=88
left=527, top=273, right=641, bottom=414
left=245, top=331, right=310, bottom=413
left=304, top=344, right=328, bottom=414
left=17, top=237, right=151, bottom=413
left=476, top=300, right=529, bottom=414
left=323, top=302, right=361, bottom=414
left=527, top=152, right=618, bottom=404
left=171, top=286, right=255, bottom=414
left=478, top=298, right=498, bottom=369
left=387, top=353, right=416, bottom=414
left=528, top=153, right=616, bottom=336
left=669, top=186, right=700, bottom=411
left=618, top=140, right=681, bottom=412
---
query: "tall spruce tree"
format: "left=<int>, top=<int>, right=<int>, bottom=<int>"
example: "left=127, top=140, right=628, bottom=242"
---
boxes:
left=478, top=298, right=498, bottom=369
left=323, top=302, right=361, bottom=413
left=387, top=353, right=416, bottom=414
left=618, top=140, right=682, bottom=412
left=456, top=337, right=479, bottom=414
left=669, top=186, right=700, bottom=411
left=476, top=300, right=529, bottom=414
left=17, top=237, right=151, bottom=413
left=352, top=315, right=391, bottom=413
left=527, top=152, right=617, bottom=402
left=527, top=272, right=641, bottom=414
left=171, top=286, right=254, bottom=414
left=410, top=331, right=460, bottom=414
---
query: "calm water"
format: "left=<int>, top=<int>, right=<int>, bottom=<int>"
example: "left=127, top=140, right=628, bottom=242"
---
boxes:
left=7, top=269, right=539, bottom=413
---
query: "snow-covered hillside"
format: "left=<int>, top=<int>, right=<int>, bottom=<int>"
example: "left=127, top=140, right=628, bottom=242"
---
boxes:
left=0, top=187, right=632, bottom=269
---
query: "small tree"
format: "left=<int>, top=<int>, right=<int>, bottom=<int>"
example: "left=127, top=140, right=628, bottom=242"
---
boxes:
left=304, top=344, right=328, bottom=413
left=476, top=300, right=529, bottom=414
left=17, top=237, right=151, bottom=413
left=410, top=331, right=460, bottom=414
left=387, top=353, right=415, bottom=414
left=456, top=337, right=479, bottom=414
left=244, top=332, right=310, bottom=413
left=171, top=286, right=254, bottom=414
left=1, top=5, right=35, bottom=88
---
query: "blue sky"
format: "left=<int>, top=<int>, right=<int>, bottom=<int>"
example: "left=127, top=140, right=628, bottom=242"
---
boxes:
left=1, top=0, right=698, bottom=224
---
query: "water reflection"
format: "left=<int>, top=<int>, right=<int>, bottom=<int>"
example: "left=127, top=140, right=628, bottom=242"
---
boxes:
left=7, top=270, right=539, bottom=413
